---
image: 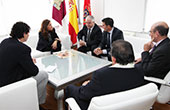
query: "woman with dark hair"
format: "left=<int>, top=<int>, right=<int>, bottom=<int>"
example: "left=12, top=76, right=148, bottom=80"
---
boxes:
left=36, top=19, right=61, bottom=52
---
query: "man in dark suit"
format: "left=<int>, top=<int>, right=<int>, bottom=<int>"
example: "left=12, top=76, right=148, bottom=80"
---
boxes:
left=0, top=22, right=48, bottom=104
left=135, top=21, right=170, bottom=81
left=77, top=15, right=102, bottom=57
left=94, top=17, right=124, bottom=61
left=65, top=40, right=144, bottom=110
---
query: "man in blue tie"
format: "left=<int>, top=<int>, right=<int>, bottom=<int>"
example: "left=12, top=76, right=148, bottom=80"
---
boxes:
left=94, top=17, right=124, bottom=61
left=135, top=21, right=170, bottom=84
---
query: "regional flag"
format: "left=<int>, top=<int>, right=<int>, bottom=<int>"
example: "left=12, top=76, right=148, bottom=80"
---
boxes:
left=83, top=0, right=91, bottom=25
left=52, top=0, right=66, bottom=25
left=68, top=0, right=79, bottom=44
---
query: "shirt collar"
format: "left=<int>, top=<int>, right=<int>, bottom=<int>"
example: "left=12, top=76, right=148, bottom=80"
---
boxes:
left=108, top=27, right=114, bottom=35
left=154, top=38, right=165, bottom=46
left=154, top=39, right=165, bottom=46
left=89, top=25, right=94, bottom=32
left=109, top=63, right=135, bottom=68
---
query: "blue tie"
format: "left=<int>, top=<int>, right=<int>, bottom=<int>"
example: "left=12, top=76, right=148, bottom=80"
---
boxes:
left=150, top=45, right=157, bottom=54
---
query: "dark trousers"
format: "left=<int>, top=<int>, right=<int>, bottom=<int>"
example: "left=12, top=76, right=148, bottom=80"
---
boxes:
left=64, top=85, right=90, bottom=110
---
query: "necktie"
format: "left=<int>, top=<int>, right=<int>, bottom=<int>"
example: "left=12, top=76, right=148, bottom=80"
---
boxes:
left=86, top=28, right=91, bottom=42
left=107, top=32, right=111, bottom=48
left=150, top=45, right=157, bottom=54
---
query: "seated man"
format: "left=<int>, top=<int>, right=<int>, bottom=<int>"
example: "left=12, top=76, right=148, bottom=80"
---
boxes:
left=0, top=22, right=48, bottom=105
left=77, top=15, right=102, bottom=57
left=135, top=21, right=170, bottom=84
left=65, top=40, right=144, bottom=110
left=94, top=17, right=124, bottom=61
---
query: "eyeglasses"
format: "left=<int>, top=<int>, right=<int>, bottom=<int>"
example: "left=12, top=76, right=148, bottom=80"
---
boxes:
left=149, top=30, right=154, bottom=34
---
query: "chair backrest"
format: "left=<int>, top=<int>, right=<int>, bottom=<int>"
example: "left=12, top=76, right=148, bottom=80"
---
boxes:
left=124, top=35, right=149, bottom=54
left=88, top=83, right=158, bottom=110
left=0, top=78, right=39, bottom=110
left=157, top=71, right=170, bottom=104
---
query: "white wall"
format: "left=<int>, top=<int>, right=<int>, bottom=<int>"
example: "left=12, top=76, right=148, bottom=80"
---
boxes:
left=79, top=0, right=147, bottom=32
left=91, top=0, right=104, bottom=25
left=1, top=0, right=170, bottom=36
left=0, top=0, right=53, bottom=35
left=145, top=0, right=170, bottom=32
left=0, top=1, right=7, bottom=36
left=78, top=0, right=104, bottom=26
left=104, top=0, right=146, bottom=32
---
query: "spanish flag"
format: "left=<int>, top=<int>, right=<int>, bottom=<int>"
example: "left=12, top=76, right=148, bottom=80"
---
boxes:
left=83, top=0, right=91, bottom=25
left=68, top=0, right=79, bottom=44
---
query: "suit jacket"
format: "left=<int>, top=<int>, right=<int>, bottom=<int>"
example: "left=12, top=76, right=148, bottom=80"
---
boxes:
left=78, top=24, right=102, bottom=51
left=65, top=64, right=144, bottom=110
left=0, top=38, right=39, bottom=87
left=139, top=37, right=170, bottom=79
left=36, top=28, right=61, bottom=52
left=99, top=27, right=124, bottom=54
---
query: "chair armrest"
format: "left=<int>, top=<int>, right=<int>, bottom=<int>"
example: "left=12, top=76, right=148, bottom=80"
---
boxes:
left=144, top=76, right=170, bottom=87
left=65, top=98, right=81, bottom=110
left=144, top=76, right=166, bottom=85
left=31, top=48, right=50, bottom=58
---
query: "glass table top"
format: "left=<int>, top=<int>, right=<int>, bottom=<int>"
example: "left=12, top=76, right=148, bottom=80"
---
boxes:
left=36, top=50, right=112, bottom=89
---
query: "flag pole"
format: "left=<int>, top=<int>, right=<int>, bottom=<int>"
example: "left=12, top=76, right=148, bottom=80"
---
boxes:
left=77, top=0, right=81, bottom=24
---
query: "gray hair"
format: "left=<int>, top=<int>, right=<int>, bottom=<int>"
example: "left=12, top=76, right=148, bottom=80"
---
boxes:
left=86, top=15, right=95, bottom=22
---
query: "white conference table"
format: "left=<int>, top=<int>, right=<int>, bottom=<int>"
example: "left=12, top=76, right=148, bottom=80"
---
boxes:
left=36, top=49, right=112, bottom=110
left=36, top=49, right=112, bottom=90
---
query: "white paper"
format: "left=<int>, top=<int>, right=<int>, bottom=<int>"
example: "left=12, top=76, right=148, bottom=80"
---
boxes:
left=45, top=65, right=57, bottom=73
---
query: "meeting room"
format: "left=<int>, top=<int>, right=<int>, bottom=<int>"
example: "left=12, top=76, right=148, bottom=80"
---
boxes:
left=0, top=0, right=170, bottom=110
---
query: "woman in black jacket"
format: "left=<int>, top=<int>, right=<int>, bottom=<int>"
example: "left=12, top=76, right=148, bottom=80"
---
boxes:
left=36, top=19, right=61, bottom=52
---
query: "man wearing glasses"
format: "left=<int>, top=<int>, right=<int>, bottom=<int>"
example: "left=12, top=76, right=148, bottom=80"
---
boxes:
left=135, top=21, right=170, bottom=85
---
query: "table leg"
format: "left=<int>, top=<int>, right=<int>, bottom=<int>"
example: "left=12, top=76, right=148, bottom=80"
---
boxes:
left=54, top=89, right=64, bottom=110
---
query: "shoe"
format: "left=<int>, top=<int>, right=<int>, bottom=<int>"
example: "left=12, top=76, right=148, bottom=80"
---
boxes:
left=39, top=105, right=47, bottom=110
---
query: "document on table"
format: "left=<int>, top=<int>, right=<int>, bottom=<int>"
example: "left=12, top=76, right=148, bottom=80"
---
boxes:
left=45, top=65, right=57, bottom=73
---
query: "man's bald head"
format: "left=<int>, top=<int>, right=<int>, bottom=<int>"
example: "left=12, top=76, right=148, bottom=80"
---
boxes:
left=152, top=21, right=169, bottom=36
left=153, top=21, right=169, bottom=28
